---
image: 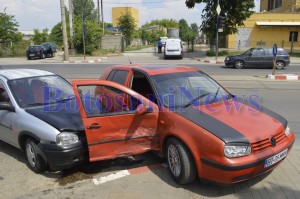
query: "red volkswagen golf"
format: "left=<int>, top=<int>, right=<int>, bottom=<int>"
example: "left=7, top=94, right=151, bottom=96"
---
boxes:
left=72, top=65, right=294, bottom=185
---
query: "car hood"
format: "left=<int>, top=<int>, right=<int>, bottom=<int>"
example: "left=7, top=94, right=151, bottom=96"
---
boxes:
left=177, top=100, right=287, bottom=144
left=25, top=104, right=84, bottom=132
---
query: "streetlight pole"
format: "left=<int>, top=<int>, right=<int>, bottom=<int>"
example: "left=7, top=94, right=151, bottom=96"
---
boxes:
left=60, top=0, right=69, bottom=61
left=215, top=0, right=220, bottom=61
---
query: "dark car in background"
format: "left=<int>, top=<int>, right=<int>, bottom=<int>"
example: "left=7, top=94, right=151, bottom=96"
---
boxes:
left=26, top=45, right=47, bottom=60
left=41, top=42, right=57, bottom=57
left=224, top=48, right=290, bottom=69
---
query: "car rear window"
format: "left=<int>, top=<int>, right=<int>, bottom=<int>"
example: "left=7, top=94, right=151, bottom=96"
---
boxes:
left=278, top=49, right=288, bottom=55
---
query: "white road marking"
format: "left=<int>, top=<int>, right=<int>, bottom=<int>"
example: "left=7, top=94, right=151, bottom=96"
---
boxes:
left=93, top=170, right=130, bottom=185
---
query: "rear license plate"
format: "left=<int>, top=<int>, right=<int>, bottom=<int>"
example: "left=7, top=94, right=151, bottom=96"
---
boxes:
left=264, top=148, right=288, bottom=168
left=30, top=54, right=34, bottom=56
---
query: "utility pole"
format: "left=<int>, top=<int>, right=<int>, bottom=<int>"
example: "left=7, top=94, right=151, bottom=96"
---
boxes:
left=69, top=0, right=75, bottom=53
left=97, top=0, right=101, bottom=25
left=60, top=0, right=69, bottom=61
left=215, top=0, right=221, bottom=61
left=101, top=0, right=104, bottom=35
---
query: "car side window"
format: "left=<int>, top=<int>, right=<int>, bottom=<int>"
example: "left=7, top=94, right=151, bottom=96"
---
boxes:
left=78, top=85, right=141, bottom=117
left=0, top=82, right=11, bottom=104
left=265, top=48, right=273, bottom=56
left=111, top=70, right=129, bottom=85
left=252, top=49, right=264, bottom=56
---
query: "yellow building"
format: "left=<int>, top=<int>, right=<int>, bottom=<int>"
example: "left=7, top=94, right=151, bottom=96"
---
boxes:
left=260, top=0, right=300, bottom=12
left=226, top=13, right=300, bottom=51
left=112, top=7, right=139, bottom=28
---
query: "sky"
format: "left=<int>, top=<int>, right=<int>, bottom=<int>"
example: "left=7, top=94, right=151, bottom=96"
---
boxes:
left=1, top=0, right=260, bottom=31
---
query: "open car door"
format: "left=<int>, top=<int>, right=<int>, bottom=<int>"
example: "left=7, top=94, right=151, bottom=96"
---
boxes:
left=72, top=80, right=160, bottom=162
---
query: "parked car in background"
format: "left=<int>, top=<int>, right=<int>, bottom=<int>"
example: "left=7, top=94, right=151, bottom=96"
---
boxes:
left=224, top=48, right=290, bottom=69
left=26, top=45, right=47, bottom=60
left=164, top=38, right=183, bottom=59
left=42, top=42, right=57, bottom=57
left=41, top=43, right=55, bottom=58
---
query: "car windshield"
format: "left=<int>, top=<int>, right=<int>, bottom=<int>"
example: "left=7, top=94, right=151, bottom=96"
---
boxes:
left=151, top=71, right=230, bottom=108
left=9, top=75, right=74, bottom=107
left=242, top=49, right=253, bottom=55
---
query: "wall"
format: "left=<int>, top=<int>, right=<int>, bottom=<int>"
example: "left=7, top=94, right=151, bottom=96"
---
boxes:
left=101, top=35, right=124, bottom=52
left=111, top=7, right=139, bottom=28
left=227, top=13, right=300, bottom=51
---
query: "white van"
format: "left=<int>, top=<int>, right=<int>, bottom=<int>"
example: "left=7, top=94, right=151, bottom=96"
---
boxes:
left=164, top=39, right=183, bottom=59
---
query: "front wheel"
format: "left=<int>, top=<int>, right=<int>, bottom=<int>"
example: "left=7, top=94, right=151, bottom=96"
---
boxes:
left=25, top=139, right=47, bottom=173
left=166, top=138, right=197, bottom=184
left=234, top=60, right=244, bottom=69
left=276, top=60, right=285, bottom=70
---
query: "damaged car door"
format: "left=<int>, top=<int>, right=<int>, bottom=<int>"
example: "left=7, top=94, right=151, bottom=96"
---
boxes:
left=72, top=80, right=160, bottom=162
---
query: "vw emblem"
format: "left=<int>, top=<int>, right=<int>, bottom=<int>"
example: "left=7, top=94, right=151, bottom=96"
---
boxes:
left=270, top=136, right=276, bottom=147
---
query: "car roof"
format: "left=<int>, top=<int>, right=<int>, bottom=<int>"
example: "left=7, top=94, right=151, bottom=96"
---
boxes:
left=0, top=69, right=55, bottom=80
left=110, top=65, right=199, bottom=75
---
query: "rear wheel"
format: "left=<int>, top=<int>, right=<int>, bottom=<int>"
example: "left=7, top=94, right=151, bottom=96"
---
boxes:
left=276, top=60, right=285, bottom=70
left=234, top=60, right=244, bottom=69
left=166, top=138, right=197, bottom=184
left=25, top=139, right=47, bottom=173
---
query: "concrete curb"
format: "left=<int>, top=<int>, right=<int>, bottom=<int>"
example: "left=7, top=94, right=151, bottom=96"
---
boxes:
left=266, top=74, right=300, bottom=80
left=195, top=58, right=224, bottom=64
left=64, top=59, right=102, bottom=64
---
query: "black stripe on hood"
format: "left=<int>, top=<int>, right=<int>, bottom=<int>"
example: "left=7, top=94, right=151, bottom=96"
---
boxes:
left=176, top=106, right=249, bottom=144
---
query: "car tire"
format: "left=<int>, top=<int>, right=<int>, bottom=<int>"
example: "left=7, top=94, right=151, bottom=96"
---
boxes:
left=166, top=138, right=197, bottom=184
left=25, top=139, right=47, bottom=173
left=234, top=60, right=244, bottom=69
left=27, top=57, right=31, bottom=60
left=276, top=60, right=285, bottom=70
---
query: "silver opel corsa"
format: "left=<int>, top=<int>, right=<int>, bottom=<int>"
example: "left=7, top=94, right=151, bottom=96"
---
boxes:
left=0, top=69, right=87, bottom=172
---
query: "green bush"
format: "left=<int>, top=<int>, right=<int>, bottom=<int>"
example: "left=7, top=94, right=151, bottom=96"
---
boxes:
left=206, top=50, right=215, bottom=56
left=206, top=50, right=229, bottom=57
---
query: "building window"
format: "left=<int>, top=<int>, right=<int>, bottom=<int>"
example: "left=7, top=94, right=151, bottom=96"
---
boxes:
left=289, top=32, right=298, bottom=42
left=268, top=0, right=282, bottom=11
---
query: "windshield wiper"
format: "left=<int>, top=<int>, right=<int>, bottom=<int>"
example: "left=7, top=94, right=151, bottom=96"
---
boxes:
left=183, top=92, right=210, bottom=108
left=57, top=97, right=75, bottom=103
left=209, top=87, right=220, bottom=104
left=25, top=102, right=49, bottom=107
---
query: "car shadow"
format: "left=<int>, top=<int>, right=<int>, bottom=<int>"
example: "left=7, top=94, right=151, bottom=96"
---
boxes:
left=148, top=167, right=297, bottom=198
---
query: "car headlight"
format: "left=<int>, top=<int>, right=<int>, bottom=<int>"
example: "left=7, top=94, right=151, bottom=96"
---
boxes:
left=224, top=144, right=251, bottom=158
left=226, top=57, right=230, bottom=60
left=56, top=132, right=79, bottom=146
left=285, top=125, right=290, bottom=136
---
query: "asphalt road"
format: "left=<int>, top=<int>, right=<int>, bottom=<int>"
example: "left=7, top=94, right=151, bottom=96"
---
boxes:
left=0, top=61, right=300, bottom=198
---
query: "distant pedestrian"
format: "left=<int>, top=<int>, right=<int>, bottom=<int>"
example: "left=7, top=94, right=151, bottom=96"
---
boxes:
left=157, top=39, right=162, bottom=53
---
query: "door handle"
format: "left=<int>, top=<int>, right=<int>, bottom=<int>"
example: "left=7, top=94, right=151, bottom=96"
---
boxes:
left=87, top=124, right=101, bottom=129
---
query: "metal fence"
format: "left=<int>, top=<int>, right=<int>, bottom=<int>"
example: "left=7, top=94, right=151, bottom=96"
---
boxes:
left=227, top=39, right=300, bottom=53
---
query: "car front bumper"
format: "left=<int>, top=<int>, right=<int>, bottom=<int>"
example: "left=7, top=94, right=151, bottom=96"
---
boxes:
left=224, top=60, right=234, bottom=66
left=199, top=133, right=295, bottom=184
left=38, top=141, right=88, bottom=170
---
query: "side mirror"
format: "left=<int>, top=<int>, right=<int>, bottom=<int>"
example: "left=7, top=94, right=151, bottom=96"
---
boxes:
left=135, top=104, right=150, bottom=115
left=0, top=103, right=15, bottom=112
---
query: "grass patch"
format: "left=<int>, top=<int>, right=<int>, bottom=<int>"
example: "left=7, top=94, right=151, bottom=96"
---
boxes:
left=290, top=52, right=300, bottom=57
left=125, top=45, right=152, bottom=51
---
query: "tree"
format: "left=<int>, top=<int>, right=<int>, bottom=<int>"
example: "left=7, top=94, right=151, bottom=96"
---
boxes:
left=142, top=19, right=179, bottom=29
left=49, top=22, right=63, bottom=47
left=73, top=0, right=97, bottom=22
left=32, top=29, right=49, bottom=44
left=178, top=19, right=189, bottom=41
left=0, top=11, right=22, bottom=42
left=73, top=16, right=101, bottom=54
left=185, top=0, right=255, bottom=36
left=118, top=13, right=136, bottom=46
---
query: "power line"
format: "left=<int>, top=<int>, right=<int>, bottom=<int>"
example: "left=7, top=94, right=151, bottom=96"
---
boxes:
left=103, top=0, right=181, bottom=4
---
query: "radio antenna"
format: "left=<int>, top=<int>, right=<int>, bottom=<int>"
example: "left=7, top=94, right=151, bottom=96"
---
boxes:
left=127, top=54, right=132, bottom=64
